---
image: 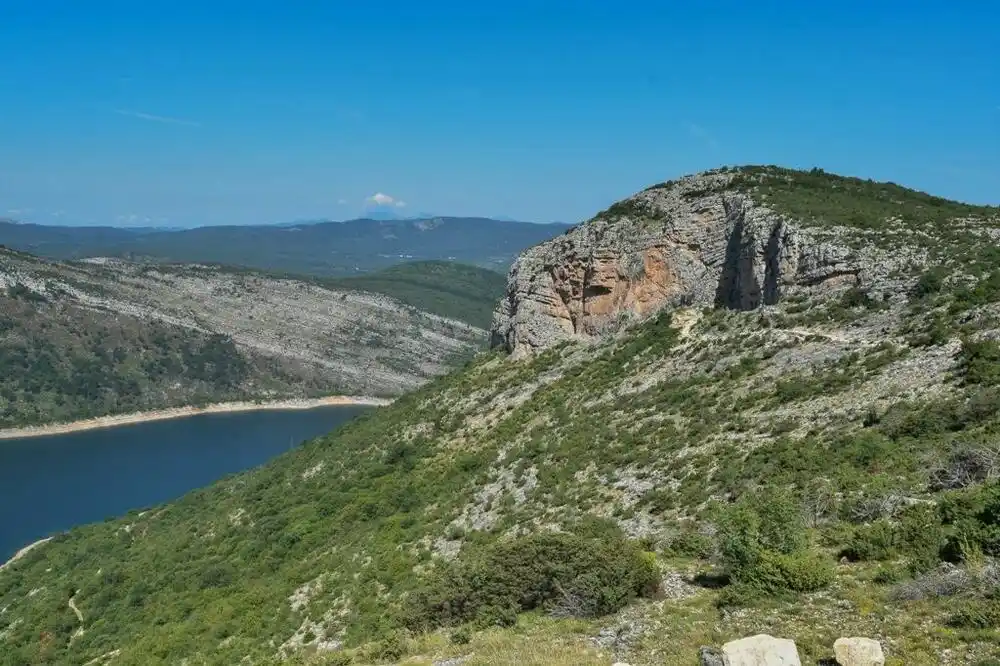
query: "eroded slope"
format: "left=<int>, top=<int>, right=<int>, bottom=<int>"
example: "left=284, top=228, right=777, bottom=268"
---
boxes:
left=0, top=250, right=483, bottom=427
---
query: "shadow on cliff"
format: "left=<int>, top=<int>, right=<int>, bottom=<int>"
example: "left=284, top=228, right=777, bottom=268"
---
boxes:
left=714, top=216, right=761, bottom=310
left=714, top=211, right=783, bottom=311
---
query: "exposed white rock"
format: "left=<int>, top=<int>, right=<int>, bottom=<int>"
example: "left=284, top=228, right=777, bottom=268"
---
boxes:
left=721, top=634, right=801, bottom=666
left=833, top=637, right=885, bottom=666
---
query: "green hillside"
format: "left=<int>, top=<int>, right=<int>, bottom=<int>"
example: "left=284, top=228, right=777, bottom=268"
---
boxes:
left=5, top=168, right=1000, bottom=665
left=322, top=261, right=507, bottom=329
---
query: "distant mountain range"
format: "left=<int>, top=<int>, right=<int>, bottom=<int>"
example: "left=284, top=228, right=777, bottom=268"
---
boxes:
left=0, top=216, right=573, bottom=276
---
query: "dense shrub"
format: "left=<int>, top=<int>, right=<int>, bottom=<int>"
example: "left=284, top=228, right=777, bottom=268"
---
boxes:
left=912, top=267, right=946, bottom=298
left=756, top=550, right=835, bottom=592
left=872, top=565, right=907, bottom=585
left=715, top=490, right=833, bottom=605
left=665, top=528, right=715, bottom=559
left=404, top=531, right=660, bottom=630
left=941, top=483, right=1000, bottom=562
left=960, top=339, right=1000, bottom=386
left=843, top=521, right=897, bottom=561
left=449, top=627, right=471, bottom=645
left=718, top=489, right=807, bottom=567
left=897, top=504, right=945, bottom=573
left=362, top=630, right=407, bottom=662
left=948, top=599, right=1000, bottom=629
left=717, top=551, right=832, bottom=606
left=842, top=505, right=943, bottom=571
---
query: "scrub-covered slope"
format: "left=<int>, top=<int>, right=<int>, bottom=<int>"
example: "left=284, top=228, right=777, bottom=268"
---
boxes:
left=0, top=250, right=483, bottom=428
left=4, top=166, right=1000, bottom=665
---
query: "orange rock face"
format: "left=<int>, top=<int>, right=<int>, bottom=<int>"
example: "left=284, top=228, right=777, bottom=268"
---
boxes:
left=549, top=247, right=682, bottom=336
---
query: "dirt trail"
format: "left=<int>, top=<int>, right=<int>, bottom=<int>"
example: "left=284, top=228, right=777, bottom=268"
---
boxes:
left=68, top=593, right=84, bottom=623
left=82, top=649, right=120, bottom=666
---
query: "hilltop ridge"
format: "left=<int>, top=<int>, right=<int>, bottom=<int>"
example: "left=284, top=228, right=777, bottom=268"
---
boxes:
left=4, top=167, right=1000, bottom=665
left=0, top=216, right=572, bottom=277
left=492, top=165, right=998, bottom=356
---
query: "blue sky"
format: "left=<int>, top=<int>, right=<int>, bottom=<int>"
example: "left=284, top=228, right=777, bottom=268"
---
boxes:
left=1, top=1, right=997, bottom=227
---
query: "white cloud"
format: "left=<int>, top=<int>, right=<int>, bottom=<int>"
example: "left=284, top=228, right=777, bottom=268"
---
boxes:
left=114, top=108, right=201, bottom=127
left=366, top=192, right=406, bottom=208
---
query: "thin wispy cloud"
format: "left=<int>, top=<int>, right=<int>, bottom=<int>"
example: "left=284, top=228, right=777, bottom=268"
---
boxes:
left=113, top=109, right=202, bottom=127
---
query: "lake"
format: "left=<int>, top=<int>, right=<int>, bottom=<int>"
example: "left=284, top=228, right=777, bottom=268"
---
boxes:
left=0, top=405, right=370, bottom=561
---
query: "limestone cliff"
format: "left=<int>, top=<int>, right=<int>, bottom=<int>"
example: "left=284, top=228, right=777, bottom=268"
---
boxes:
left=490, top=169, right=902, bottom=357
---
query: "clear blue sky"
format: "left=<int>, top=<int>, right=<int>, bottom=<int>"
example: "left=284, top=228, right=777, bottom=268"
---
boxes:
left=1, top=1, right=997, bottom=227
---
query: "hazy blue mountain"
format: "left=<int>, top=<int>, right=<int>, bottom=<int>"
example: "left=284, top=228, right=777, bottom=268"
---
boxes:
left=0, top=216, right=571, bottom=276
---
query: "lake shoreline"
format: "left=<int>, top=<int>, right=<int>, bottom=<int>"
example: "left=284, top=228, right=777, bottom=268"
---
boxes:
left=0, top=537, right=53, bottom=571
left=0, top=395, right=392, bottom=441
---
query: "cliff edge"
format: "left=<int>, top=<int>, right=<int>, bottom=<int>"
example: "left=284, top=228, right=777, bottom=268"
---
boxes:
left=490, top=166, right=924, bottom=357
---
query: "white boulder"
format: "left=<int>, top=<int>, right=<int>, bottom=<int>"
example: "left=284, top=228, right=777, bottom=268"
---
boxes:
left=721, top=634, right=801, bottom=666
left=833, top=637, right=885, bottom=666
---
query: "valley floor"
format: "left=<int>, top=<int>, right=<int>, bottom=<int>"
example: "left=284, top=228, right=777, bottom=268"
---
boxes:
left=0, top=395, right=393, bottom=440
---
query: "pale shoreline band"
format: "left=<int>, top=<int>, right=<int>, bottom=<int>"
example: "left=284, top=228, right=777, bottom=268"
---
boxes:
left=0, top=395, right=392, bottom=441
left=0, top=537, right=53, bottom=572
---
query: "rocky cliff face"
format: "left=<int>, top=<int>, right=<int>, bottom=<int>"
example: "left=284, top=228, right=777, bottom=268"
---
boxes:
left=491, top=171, right=898, bottom=357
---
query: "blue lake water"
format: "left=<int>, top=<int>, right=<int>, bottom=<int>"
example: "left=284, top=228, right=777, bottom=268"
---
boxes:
left=0, top=405, right=370, bottom=560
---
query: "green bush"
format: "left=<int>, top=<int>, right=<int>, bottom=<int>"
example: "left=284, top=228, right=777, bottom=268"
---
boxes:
left=362, top=630, right=407, bottom=663
left=666, top=528, right=715, bottom=559
left=404, top=531, right=660, bottom=630
left=741, top=550, right=834, bottom=594
left=843, top=521, right=897, bottom=561
left=948, top=599, right=1000, bottom=629
left=716, top=582, right=767, bottom=607
left=940, top=483, right=1000, bottom=562
left=449, top=626, right=471, bottom=645
left=912, top=267, right=946, bottom=298
left=960, top=339, right=1000, bottom=386
left=872, top=565, right=907, bottom=585
left=717, top=489, right=807, bottom=575
left=897, top=504, right=944, bottom=573
left=715, top=490, right=833, bottom=605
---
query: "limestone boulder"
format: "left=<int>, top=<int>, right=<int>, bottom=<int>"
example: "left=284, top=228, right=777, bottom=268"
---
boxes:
left=721, top=634, right=801, bottom=666
left=833, top=637, right=885, bottom=666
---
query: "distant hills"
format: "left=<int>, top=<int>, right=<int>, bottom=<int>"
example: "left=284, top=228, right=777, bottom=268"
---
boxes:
left=0, top=216, right=573, bottom=276
left=321, top=260, right=507, bottom=330
left=0, top=250, right=495, bottom=429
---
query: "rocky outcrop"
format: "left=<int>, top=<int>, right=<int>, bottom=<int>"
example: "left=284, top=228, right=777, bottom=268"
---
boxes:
left=490, top=173, right=872, bottom=357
